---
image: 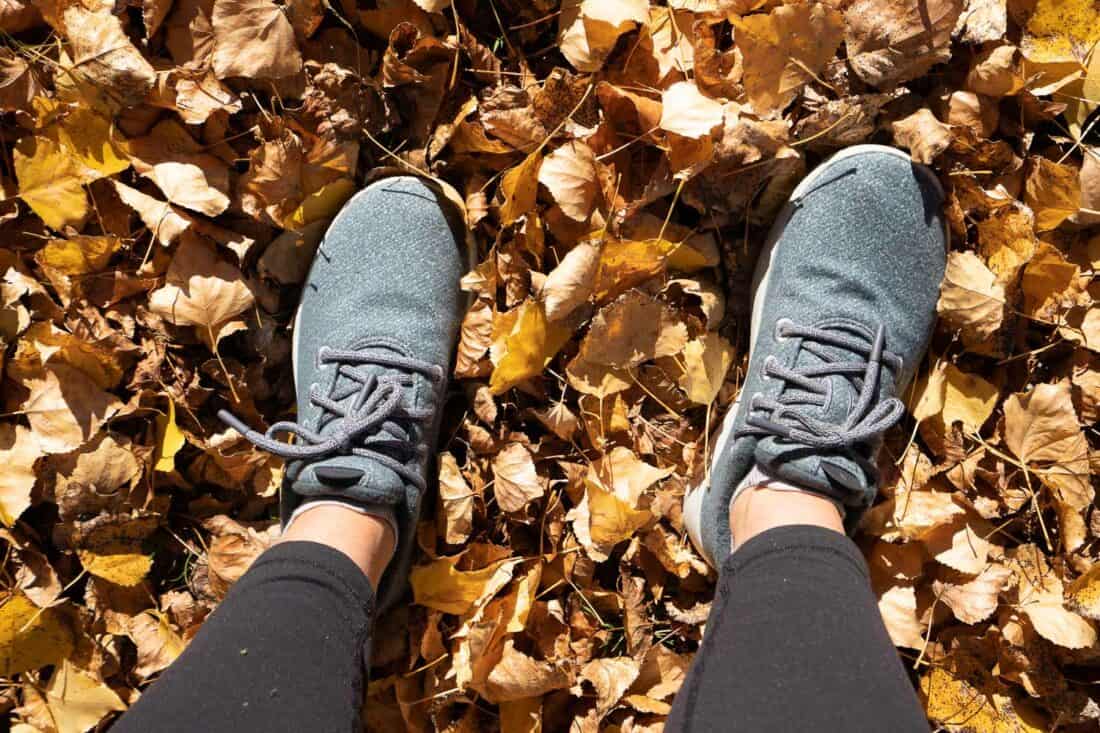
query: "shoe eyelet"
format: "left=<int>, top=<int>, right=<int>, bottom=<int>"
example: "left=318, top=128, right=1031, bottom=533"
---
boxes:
left=762, top=355, right=778, bottom=379
left=315, top=346, right=331, bottom=369
left=773, top=318, right=794, bottom=342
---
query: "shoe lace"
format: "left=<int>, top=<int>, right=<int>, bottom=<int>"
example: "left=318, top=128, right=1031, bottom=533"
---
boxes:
left=736, top=320, right=905, bottom=453
left=218, top=342, right=444, bottom=490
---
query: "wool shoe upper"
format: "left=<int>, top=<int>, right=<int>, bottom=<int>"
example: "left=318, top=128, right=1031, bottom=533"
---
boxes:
left=691, top=147, right=947, bottom=567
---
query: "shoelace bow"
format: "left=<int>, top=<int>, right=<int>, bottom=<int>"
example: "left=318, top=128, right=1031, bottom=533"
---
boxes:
left=219, top=345, right=444, bottom=490
left=737, top=321, right=905, bottom=453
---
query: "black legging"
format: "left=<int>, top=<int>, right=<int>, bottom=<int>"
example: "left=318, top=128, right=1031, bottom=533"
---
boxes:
left=114, top=526, right=928, bottom=732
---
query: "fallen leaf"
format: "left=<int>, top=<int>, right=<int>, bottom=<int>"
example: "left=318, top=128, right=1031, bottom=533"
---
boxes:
left=44, top=659, right=126, bottom=733
left=587, top=480, right=651, bottom=550
left=57, top=0, right=156, bottom=107
left=580, top=656, right=639, bottom=718
left=558, top=0, right=649, bottom=73
left=0, top=424, right=38, bottom=526
left=20, top=364, right=121, bottom=455
left=934, top=564, right=1013, bottom=623
left=731, top=2, right=844, bottom=114
left=489, top=299, right=570, bottom=395
left=154, top=399, right=186, bottom=473
left=1003, top=380, right=1092, bottom=509
left=410, top=556, right=519, bottom=615
left=892, top=108, right=953, bottom=164
left=679, top=332, right=735, bottom=405
left=658, top=82, right=725, bottom=139
left=14, top=135, right=88, bottom=231
left=127, top=610, right=185, bottom=678
left=211, top=0, right=303, bottom=80
left=0, top=593, right=74, bottom=676
left=921, top=666, right=1047, bottom=732
left=542, top=241, right=599, bottom=322
left=537, top=141, right=599, bottom=222
left=128, top=119, right=231, bottom=216
left=438, top=452, right=475, bottom=545
left=936, top=251, right=1005, bottom=350
left=845, top=0, right=964, bottom=88
left=1066, top=564, right=1100, bottom=621
left=148, top=233, right=255, bottom=349
left=1024, top=157, right=1081, bottom=231
left=499, top=152, right=543, bottom=226
left=492, top=443, right=545, bottom=513
left=877, top=585, right=926, bottom=648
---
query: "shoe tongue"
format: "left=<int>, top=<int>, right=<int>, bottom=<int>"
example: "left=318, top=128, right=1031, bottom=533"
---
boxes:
left=754, top=438, right=873, bottom=507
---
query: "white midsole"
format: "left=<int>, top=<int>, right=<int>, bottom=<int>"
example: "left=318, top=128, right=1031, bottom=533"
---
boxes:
left=681, top=145, right=935, bottom=566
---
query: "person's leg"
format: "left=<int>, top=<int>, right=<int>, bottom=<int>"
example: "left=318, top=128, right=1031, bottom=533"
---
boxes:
left=117, top=175, right=469, bottom=731
left=677, top=146, right=946, bottom=731
left=114, top=508, right=393, bottom=733
left=666, top=490, right=928, bottom=732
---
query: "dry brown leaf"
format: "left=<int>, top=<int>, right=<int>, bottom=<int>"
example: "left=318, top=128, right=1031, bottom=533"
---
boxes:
left=921, top=665, right=1047, bottom=732
left=934, top=564, right=1012, bottom=624
left=936, top=251, right=1005, bottom=350
left=211, top=0, right=303, bottom=80
left=542, top=241, right=599, bottom=322
left=20, top=364, right=121, bottom=455
left=148, top=233, right=255, bottom=350
left=44, top=659, right=127, bottom=732
left=57, top=0, right=156, bottom=107
left=1065, top=564, right=1100, bottom=621
left=892, top=108, right=953, bottom=164
left=558, top=0, right=649, bottom=73
left=410, top=556, right=519, bottom=616
left=128, top=120, right=231, bottom=217
left=112, top=181, right=193, bottom=246
left=489, top=299, right=571, bottom=394
left=731, top=2, right=844, bottom=114
left=1004, top=380, right=1092, bottom=509
left=537, top=141, right=599, bottom=222
left=492, top=442, right=545, bottom=513
left=0, top=593, right=75, bottom=676
left=1024, top=157, right=1081, bottom=231
left=877, top=585, right=925, bottom=649
left=580, top=657, right=639, bottom=718
left=0, top=424, right=39, bottom=526
left=481, top=640, right=573, bottom=703
left=658, top=82, right=725, bottom=139
left=439, top=452, right=475, bottom=545
left=845, top=0, right=964, bottom=88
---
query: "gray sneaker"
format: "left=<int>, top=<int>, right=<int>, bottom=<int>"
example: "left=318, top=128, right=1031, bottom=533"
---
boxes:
left=683, top=145, right=947, bottom=568
left=221, top=175, right=474, bottom=607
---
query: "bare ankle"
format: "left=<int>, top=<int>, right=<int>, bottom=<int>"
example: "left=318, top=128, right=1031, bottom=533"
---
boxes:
left=281, top=505, right=396, bottom=586
left=728, top=486, right=844, bottom=552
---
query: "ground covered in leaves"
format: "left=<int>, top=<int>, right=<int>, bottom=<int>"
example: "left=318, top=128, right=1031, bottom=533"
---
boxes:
left=2, top=0, right=1100, bottom=730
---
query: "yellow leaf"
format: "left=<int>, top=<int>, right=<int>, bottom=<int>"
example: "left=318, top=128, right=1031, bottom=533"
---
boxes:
left=1021, top=0, right=1100, bottom=65
left=0, top=594, right=75, bottom=676
left=45, top=659, right=127, bottom=733
left=285, top=177, right=356, bottom=230
left=489, top=300, right=571, bottom=394
left=37, top=236, right=120, bottom=275
left=14, top=135, right=89, bottom=231
left=679, top=332, right=735, bottom=405
left=77, top=547, right=152, bottom=587
left=587, top=480, right=651, bottom=549
left=1024, top=157, right=1081, bottom=231
left=1066, top=563, right=1100, bottom=620
left=499, top=696, right=542, bottom=733
left=154, top=399, right=186, bottom=473
left=912, top=361, right=999, bottom=431
left=410, top=556, right=519, bottom=615
left=45, top=107, right=130, bottom=181
left=921, top=666, right=1047, bottom=732
left=593, top=237, right=674, bottom=302
left=499, top=152, right=542, bottom=225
